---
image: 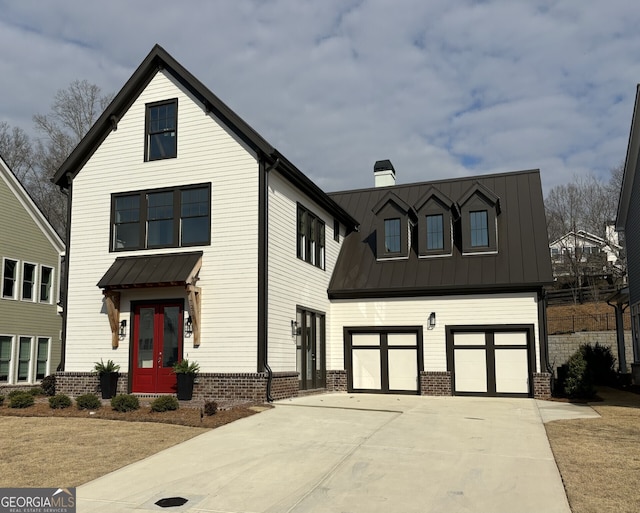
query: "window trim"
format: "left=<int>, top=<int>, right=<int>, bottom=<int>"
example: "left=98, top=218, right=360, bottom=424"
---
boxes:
left=17, top=335, right=33, bottom=383
left=373, top=197, right=412, bottom=261
left=35, top=336, right=50, bottom=381
left=297, top=203, right=326, bottom=270
left=1, top=257, right=19, bottom=300
left=145, top=98, right=178, bottom=162
left=110, top=183, right=211, bottom=252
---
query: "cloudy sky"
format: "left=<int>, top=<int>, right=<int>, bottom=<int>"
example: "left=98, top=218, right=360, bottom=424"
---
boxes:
left=1, top=0, right=639, bottom=194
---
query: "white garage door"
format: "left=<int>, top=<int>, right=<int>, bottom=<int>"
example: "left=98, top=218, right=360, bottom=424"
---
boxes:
left=450, top=327, right=532, bottom=397
left=348, top=329, right=422, bottom=394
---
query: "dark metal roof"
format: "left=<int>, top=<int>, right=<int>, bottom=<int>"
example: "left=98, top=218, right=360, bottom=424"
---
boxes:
left=328, top=169, right=553, bottom=299
left=97, top=251, right=203, bottom=290
left=53, top=44, right=357, bottom=230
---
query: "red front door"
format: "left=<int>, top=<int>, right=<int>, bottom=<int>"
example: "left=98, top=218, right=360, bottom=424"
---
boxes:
left=132, top=302, right=183, bottom=393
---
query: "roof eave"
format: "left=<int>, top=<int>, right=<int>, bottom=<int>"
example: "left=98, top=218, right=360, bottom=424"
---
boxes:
left=616, top=84, right=640, bottom=231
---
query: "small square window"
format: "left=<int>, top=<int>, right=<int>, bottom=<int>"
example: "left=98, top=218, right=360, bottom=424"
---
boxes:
left=146, top=100, right=177, bottom=161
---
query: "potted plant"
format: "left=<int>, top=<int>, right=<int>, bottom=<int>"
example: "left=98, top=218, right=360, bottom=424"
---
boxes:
left=94, top=359, right=121, bottom=399
left=173, top=359, right=200, bottom=400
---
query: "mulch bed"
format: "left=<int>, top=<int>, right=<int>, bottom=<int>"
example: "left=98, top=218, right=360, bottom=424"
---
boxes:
left=0, top=400, right=269, bottom=428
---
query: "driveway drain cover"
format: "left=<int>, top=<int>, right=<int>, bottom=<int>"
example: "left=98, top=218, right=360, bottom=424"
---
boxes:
left=155, top=497, right=188, bottom=508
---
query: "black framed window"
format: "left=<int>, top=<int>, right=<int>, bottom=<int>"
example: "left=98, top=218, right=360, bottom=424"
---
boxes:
left=426, top=214, right=444, bottom=250
left=470, top=210, right=489, bottom=247
left=146, top=99, right=177, bottom=161
left=297, top=204, right=325, bottom=270
left=111, top=184, right=211, bottom=251
left=384, top=218, right=401, bottom=253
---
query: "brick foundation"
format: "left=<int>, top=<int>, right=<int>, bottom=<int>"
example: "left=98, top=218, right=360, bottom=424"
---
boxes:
left=420, top=371, right=453, bottom=396
left=532, top=372, right=552, bottom=400
left=326, top=370, right=347, bottom=392
left=54, top=370, right=301, bottom=405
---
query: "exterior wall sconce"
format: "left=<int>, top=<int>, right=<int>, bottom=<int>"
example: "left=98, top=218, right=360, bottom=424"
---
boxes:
left=185, top=316, right=193, bottom=337
left=428, top=312, right=436, bottom=329
left=119, top=319, right=127, bottom=338
left=291, top=320, right=300, bottom=337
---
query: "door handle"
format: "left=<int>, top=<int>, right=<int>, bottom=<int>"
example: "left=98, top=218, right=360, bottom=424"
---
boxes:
left=157, top=353, right=162, bottom=366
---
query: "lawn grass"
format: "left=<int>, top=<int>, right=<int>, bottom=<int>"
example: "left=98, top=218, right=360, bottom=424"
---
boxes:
left=545, top=387, right=640, bottom=513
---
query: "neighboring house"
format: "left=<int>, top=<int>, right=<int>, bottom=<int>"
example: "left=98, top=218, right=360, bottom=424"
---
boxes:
left=617, top=83, right=640, bottom=383
left=52, top=45, right=553, bottom=401
left=0, top=155, right=64, bottom=387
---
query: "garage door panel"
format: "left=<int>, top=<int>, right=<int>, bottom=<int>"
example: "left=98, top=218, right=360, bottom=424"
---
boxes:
left=494, top=332, right=528, bottom=346
left=453, top=332, right=486, bottom=345
left=453, top=349, right=488, bottom=393
left=388, top=349, right=418, bottom=390
left=388, top=333, right=417, bottom=346
left=495, top=348, right=529, bottom=393
left=352, top=334, right=381, bottom=346
left=352, top=349, right=381, bottom=390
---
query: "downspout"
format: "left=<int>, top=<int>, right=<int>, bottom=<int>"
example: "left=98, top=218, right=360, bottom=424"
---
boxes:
left=606, top=295, right=628, bottom=373
left=259, top=157, right=280, bottom=402
left=56, top=174, right=73, bottom=371
left=538, top=288, right=554, bottom=394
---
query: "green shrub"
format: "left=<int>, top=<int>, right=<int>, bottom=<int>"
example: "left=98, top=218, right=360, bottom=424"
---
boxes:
left=29, top=386, right=44, bottom=396
left=8, top=390, right=25, bottom=399
left=150, top=396, right=179, bottom=412
left=203, top=400, right=218, bottom=416
left=76, top=393, right=102, bottom=410
left=41, top=375, right=56, bottom=396
left=9, top=392, right=35, bottom=409
left=49, top=394, right=72, bottom=409
left=564, top=346, right=596, bottom=399
left=110, top=394, right=140, bottom=412
left=582, top=343, right=617, bottom=386
left=0, top=395, right=4, bottom=406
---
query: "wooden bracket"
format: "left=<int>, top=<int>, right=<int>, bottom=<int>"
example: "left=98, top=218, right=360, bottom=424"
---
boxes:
left=103, top=290, right=121, bottom=348
left=186, top=284, right=202, bottom=347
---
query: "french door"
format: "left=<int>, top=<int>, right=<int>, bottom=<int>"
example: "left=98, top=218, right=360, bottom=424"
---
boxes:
left=296, top=308, right=326, bottom=390
left=132, top=302, right=183, bottom=393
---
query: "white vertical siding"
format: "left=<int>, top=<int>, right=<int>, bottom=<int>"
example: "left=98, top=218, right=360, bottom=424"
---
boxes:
left=329, top=292, right=541, bottom=372
left=66, top=70, right=259, bottom=373
left=266, top=171, right=343, bottom=371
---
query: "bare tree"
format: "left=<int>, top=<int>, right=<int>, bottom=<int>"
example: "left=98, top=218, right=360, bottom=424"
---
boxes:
left=0, top=121, right=32, bottom=181
left=29, top=80, right=114, bottom=236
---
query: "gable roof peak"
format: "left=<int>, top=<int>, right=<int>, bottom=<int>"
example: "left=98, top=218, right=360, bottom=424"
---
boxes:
left=372, top=190, right=414, bottom=216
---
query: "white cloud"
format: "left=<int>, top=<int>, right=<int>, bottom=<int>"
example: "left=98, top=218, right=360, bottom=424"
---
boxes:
left=0, top=0, right=639, bottom=195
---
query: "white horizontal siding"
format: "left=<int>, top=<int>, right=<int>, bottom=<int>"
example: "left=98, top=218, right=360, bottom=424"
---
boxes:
left=267, top=171, right=343, bottom=372
left=66, top=70, right=259, bottom=373
left=329, top=292, right=541, bottom=372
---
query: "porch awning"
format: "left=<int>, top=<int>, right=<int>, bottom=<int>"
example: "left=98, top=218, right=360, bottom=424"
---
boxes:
left=97, top=251, right=203, bottom=290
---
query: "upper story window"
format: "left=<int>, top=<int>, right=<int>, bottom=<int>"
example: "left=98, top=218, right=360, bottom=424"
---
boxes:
left=458, top=182, right=500, bottom=255
left=297, top=204, right=325, bottom=270
left=415, top=187, right=455, bottom=258
left=372, top=192, right=413, bottom=260
left=146, top=99, right=177, bottom=161
left=426, top=214, right=444, bottom=250
left=470, top=210, right=489, bottom=247
left=21, top=262, right=37, bottom=301
left=111, top=183, right=211, bottom=251
left=2, top=258, right=18, bottom=299
left=384, top=218, right=401, bottom=253
left=39, top=266, right=53, bottom=304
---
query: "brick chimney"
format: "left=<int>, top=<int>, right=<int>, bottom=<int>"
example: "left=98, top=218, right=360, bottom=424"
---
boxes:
left=374, top=159, right=396, bottom=187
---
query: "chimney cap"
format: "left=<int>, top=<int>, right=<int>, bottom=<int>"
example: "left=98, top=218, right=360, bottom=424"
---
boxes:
left=374, top=159, right=395, bottom=174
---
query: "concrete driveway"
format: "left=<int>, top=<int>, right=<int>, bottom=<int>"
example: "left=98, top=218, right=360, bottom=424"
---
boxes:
left=78, top=393, right=596, bottom=513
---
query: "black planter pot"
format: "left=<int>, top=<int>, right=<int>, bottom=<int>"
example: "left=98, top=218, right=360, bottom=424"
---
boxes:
left=176, top=373, right=195, bottom=401
left=99, top=372, right=119, bottom=399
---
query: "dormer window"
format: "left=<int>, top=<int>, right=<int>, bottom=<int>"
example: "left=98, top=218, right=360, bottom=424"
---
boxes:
left=384, top=218, right=401, bottom=253
left=415, top=187, right=455, bottom=257
left=458, top=182, right=500, bottom=255
left=146, top=99, right=177, bottom=161
left=372, top=192, right=413, bottom=260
